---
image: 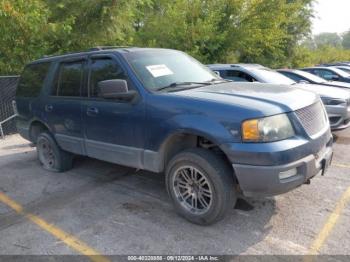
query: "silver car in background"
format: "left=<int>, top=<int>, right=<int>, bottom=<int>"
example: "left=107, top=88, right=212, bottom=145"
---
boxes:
left=301, top=84, right=350, bottom=130
left=208, top=64, right=350, bottom=130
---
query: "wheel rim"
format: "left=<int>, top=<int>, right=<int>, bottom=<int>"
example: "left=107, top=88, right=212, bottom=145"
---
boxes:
left=38, top=138, right=56, bottom=169
left=172, top=165, right=213, bottom=215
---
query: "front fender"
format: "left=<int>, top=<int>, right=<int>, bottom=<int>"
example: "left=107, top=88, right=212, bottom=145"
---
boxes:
left=148, top=114, right=236, bottom=152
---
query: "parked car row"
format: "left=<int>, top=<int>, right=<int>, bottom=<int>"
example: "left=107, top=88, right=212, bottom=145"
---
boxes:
left=318, top=61, right=350, bottom=74
left=15, top=47, right=334, bottom=225
left=208, top=63, right=350, bottom=131
left=302, top=66, right=350, bottom=83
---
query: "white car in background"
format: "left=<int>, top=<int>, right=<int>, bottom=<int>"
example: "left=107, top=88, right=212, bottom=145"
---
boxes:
left=208, top=64, right=350, bottom=130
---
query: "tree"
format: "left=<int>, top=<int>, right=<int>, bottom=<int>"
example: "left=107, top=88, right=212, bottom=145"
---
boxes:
left=134, top=0, right=314, bottom=67
left=0, top=0, right=139, bottom=74
left=134, top=0, right=234, bottom=63
left=230, top=0, right=314, bottom=68
left=0, top=0, right=54, bottom=74
left=44, top=0, right=138, bottom=53
left=342, top=30, right=350, bottom=49
left=314, top=32, right=342, bottom=48
left=0, top=0, right=317, bottom=74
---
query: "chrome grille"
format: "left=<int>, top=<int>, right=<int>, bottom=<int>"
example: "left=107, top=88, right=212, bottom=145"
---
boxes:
left=295, top=102, right=327, bottom=137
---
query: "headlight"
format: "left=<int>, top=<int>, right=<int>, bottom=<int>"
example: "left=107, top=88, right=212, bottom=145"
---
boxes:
left=321, top=97, right=346, bottom=106
left=241, top=114, right=295, bottom=142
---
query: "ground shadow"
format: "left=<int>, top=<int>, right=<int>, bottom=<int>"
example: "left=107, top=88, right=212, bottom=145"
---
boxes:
left=0, top=150, right=276, bottom=255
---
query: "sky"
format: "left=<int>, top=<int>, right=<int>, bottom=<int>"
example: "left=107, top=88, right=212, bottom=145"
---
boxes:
left=312, top=0, right=350, bottom=35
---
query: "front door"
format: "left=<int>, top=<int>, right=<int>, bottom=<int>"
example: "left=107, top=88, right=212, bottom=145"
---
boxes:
left=82, top=55, right=145, bottom=168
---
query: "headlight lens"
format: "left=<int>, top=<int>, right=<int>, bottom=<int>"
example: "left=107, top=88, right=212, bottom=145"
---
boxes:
left=242, top=114, right=295, bottom=142
left=321, top=97, right=346, bottom=106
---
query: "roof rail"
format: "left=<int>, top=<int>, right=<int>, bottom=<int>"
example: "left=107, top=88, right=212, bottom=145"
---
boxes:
left=41, top=46, right=133, bottom=59
left=42, top=49, right=87, bottom=58
left=87, top=46, right=131, bottom=51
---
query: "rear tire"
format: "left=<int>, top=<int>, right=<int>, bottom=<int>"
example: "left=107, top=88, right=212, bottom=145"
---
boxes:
left=166, top=148, right=236, bottom=225
left=36, top=132, right=73, bottom=172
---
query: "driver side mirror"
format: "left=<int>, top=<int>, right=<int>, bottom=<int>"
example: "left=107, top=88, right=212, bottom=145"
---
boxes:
left=98, top=79, right=137, bottom=101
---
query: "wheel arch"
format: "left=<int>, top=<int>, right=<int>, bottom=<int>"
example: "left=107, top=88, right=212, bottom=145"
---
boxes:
left=29, top=119, right=51, bottom=143
left=157, top=130, right=235, bottom=180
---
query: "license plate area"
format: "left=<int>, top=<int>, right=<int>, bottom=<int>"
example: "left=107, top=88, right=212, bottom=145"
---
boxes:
left=321, top=152, right=333, bottom=176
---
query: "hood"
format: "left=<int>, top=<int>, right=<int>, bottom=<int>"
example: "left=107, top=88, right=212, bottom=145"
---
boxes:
left=172, top=82, right=318, bottom=114
left=295, top=83, right=350, bottom=99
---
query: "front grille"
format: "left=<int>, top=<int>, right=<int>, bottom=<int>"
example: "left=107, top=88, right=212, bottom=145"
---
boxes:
left=295, top=101, right=328, bottom=137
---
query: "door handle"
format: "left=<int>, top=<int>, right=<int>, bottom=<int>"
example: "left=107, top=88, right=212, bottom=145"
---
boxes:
left=87, top=107, right=99, bottom=116
left=45, top=105, right=53, bottom=112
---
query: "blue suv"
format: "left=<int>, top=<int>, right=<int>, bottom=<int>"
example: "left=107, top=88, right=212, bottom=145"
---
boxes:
left=16, top=47, right=333, bottom=225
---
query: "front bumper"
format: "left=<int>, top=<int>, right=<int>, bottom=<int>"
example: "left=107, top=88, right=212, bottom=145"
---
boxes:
left=221, top=127, right=333, bottom=197
left=232, top=145, right=333, bottom=197
left=326, top=104, right=350, bottom=131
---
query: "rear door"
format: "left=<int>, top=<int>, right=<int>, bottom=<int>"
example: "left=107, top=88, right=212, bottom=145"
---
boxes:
left=44, top=58, right=86, bottom=155
left=15, top=62, right=52, bottom=140
left=82, top=54, right=145, bottom=168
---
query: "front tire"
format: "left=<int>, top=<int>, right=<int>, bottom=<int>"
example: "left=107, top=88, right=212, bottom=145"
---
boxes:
left=166, top=148, right=236, bottom=225
left=36, top=132, right=73, bottom=172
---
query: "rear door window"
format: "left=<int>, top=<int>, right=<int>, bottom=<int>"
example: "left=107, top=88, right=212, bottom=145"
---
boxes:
left=17, top=62, right=51, bottom=97
left=53, top=61, right=84, bottom=97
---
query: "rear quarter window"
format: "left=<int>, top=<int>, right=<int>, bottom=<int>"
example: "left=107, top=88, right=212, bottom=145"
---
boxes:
left=16, top=62, right=51, bottom=97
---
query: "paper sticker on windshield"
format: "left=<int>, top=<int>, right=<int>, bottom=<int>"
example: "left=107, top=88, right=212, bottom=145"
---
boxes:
left=146, top=64, right=173, bottom=78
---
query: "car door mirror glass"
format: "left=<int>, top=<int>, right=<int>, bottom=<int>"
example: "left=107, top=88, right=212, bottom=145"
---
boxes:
left=98, top=79, right=137, bottom=101
left=98, top=79, right=127, bottom=97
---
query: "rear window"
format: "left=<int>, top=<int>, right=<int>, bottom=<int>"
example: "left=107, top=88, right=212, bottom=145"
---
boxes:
left=16, top=62, right=51, bottom=97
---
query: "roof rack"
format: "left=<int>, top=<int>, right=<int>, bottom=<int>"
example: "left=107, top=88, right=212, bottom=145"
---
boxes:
left=42, top=49, right=87, bottom=58
left=87, top=46, right=131, bottom=51
left=41, top=46, right=133, bottom=59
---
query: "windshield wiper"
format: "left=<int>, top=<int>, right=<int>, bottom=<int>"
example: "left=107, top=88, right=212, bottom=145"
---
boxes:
left=156, top=78, right=231, bottom=92
left=207, top=78, right=232, bottom=83
left=156, top=81, right=213, bottom=92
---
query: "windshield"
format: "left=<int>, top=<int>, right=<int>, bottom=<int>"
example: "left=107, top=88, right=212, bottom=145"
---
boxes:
left=293, top=70, right=327, bottom=83
left=334, top=66, right=350, bottom=74
left=328, top=67, right=350, bottom=78
left=252, top=68, right=296, bottom=85
left=123, top=49, right=220, bottom=91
